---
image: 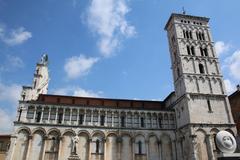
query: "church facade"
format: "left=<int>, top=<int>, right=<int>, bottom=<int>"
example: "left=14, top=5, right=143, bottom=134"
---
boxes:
left=6, top=13, right=237, bottom=160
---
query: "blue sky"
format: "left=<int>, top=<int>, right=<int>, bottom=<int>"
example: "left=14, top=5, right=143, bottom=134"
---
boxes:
left=0, top=0, right=240, bottom=133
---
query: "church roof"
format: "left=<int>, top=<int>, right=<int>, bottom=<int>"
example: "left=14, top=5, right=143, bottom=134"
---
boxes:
left=31, top=94, right=170, bottom=111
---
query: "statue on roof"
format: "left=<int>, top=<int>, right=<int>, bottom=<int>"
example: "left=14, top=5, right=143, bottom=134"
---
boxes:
left=40, top=54, right=48, bottom=65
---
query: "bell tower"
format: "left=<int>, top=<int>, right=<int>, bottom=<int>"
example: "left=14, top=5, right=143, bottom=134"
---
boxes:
left=165, top=13, right=236, bottom=159
left=21, top=54, right=49, bottom=101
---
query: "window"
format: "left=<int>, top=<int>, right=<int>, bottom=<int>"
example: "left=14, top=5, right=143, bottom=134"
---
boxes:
left=42, top=108, right=49, bottom=120
left=183, top=30, right=186, bottom=38
left=140, top=117, right=144, bottom=127
left=36, top=111, right=41, bottom=122
left=121, top=116, right=125, bottom=127
left=158, top=117, right=162, bottom=128
left=50, top=108, right=56, bottom=120
left=100, top=115, right=105, bottom=126
left=27, top=106, right=34, bottom=119
left=187, top=45, right=195, bottom=55
left=187, top=46, right=191, bottom=55
left=138, top=141, right=142, bottom=154
left=201, top=33, right=205, bottom=40
left=64, top=109, right=70, bottom=121
left=96, top=140, right=100, bottom=153
left=191, top=46, right=195, bottom=55
left=71, top=110, right=77, bottom=121
left=79, top=114, right=83, bottom=125
left=0, top=141, right=8, bottom=152
left=186, top=31, right=189, bottom=39
left=189, top=31, right=193, bottom=39
left=200, top=47, right=204, bottom=56
left=196, top=32, right=205, bottom=41
left=58, top=113, right=63, bottom=124
left=203, top=48, right=208, bottom=56
left=207, top=100, right=212, bottom=112
left=199, top=63, right=205, bottom=74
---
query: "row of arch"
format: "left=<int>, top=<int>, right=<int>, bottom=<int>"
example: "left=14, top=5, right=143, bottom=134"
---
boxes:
left=185, top=75, right=224, bottom=95
left=25, top=106, right=175, bottom=129
left=9, top=127, right=175, bottom=160
left=182, top=56, right=218, bottom=64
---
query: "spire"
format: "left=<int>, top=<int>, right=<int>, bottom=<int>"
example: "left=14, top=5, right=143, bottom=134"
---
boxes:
left=182, top=7, right=186, bottom=15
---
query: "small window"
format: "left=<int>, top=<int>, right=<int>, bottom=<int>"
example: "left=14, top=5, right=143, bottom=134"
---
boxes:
left=158, top=117, right=162, bottom=128
left=100, top=115, right=105, bottom=126
left=183, top=30, right=186, bottom=38
left=202, top=33, right=205, bottom=40
left=58, top=113, right=63, bottom=124
left=138, top=141, right=142, bottom=154
left=121, top=116, right=125, bottom=127
left=187, top=46, right=191, bottom=55
left=186, top=31, right=189, bottom=39
left=140, top=117, right=144, bottom=127
left=199, top=63, right=205, bottom=74
left=96, top=140, right=100, bottom=153
left=191, top=46, right=195, bottom=55
left=200, top=47, right=204, bottom=56
left=203, top=48, right=208, bottom=56
left=189, top=31, right=193, bottom=39
left=36, top=111, right=41, bottom=122
left=207, top=100, right=212, bottom=112
left=79, top=114, right=83, bottom=125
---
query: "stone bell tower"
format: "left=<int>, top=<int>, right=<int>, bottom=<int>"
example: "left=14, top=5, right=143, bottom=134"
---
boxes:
left=165, top=13, right=236, bottom=159
left=20, top=54, right=50, bottom=101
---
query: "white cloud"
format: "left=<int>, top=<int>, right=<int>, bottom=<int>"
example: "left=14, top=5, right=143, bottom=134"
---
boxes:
left=0, top=55, right=24, bottom=72
left=0, top=82, right=20, bottom=133
left=64, top=54, right=99, bottom=79
left=0, top=108, right=14, bottom=134
left=86, top=0, right=136, bottom=57
left=53, top=86, right=102, bottom=98
left=0, top=82, right=21, bottom=104
left=0, top=25, right=32, bottom=46
left=214, top=41, right=230, bottom=56
left=224, top=79, right=235, bottom=94
left=224, top=50, right=240, bottom=80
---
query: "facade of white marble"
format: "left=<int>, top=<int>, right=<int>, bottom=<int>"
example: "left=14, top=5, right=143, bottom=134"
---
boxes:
left=6, top=13, right=237, bottom=160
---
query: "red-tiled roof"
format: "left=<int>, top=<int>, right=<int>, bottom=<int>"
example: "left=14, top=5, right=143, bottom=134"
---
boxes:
left=31, top=94, right=169, bottom=110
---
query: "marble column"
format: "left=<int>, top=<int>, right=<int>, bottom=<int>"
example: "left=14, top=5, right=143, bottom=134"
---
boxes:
left=190, top=135, right=197, bottom=160
left=205, top=134, right=215, bottom=160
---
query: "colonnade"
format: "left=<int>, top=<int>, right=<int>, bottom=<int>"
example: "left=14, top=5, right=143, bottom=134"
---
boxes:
left=22, top=105, right=175, bottom=129
left=8, top=127, right=176, bottom=160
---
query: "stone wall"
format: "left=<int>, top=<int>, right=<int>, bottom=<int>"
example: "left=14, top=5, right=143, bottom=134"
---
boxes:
left=7, top=126, right=176, bottom=160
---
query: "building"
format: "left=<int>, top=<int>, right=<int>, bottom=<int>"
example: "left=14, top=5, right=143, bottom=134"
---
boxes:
left=6, top=13, right=237, bottom=160
left=0, top=135, right=10, bottom=160
left=229, top=85, right=240, bottom=133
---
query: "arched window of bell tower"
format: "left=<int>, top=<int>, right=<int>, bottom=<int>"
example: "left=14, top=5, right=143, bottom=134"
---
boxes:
left=191, top=46, right=195, bottom=55
left=199, top=63, right=205, bottom=74
left=187, top=46, right=191, bottom=55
